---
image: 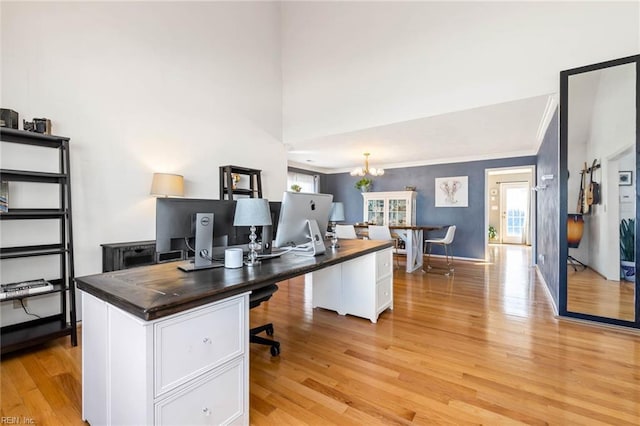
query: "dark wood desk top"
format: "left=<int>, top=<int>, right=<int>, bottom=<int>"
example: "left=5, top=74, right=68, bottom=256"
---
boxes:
left=76, top=239, right=392, bottom=321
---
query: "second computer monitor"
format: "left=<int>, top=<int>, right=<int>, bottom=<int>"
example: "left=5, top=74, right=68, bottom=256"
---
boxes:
left=273, top=191, right=333, bottom=248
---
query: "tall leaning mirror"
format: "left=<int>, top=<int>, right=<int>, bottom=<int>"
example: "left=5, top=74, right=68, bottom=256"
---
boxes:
left=560, top=55, right=639, bottom=327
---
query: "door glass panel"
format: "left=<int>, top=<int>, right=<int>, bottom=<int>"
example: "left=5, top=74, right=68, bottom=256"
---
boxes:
left=505, top=187, right=527, bottom=239
left=500, top=183, right=529, bottom=244
left=388, top=199, right=407, bottom=225
left=367, top=200, right=384, bottom=225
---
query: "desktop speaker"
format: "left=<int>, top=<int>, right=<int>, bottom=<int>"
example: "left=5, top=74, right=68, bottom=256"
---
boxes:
left=260, top=224, right=274, bottom=254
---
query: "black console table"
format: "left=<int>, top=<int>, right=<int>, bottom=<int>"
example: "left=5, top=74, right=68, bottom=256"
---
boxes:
left=101, top=240, right=158, bottom=272
left=101, top=240, right=186, bottom=272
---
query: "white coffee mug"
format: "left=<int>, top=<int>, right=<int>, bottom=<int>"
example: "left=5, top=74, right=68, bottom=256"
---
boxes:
left=224, top=248, right=244, bottom=268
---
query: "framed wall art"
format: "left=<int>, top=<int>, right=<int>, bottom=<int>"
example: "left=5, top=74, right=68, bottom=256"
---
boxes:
left=619, top=171, right=632, bottom=186
left=435, top=176, right=468, bottom=207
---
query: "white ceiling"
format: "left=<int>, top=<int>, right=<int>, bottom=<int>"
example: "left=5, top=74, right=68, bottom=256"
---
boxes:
left=281, top=1, right=638, bottom=174
left=287, top=94, right=553, bottom=173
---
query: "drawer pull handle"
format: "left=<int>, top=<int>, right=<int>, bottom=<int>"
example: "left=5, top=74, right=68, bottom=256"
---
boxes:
left=203, top=337, right=211, bottom=344
left=202, top=407, right=211, bottom=416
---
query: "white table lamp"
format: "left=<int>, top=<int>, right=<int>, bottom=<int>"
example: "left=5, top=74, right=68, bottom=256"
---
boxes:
left=150, top=173, right=184, bottom=197
left=233, top=198, right=272, bottom=266
left=329, top=202, right=345, bottom=248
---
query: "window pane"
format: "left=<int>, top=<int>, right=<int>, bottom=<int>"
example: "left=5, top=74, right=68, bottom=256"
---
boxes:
left=287, top=171, right=318, bottom=193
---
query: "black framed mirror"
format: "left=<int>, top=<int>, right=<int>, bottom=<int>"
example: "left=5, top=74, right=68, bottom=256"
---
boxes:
left=560, top=54, right=639, bottom=328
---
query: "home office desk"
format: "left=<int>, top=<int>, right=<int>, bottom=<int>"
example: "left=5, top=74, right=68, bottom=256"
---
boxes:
left=354, top=224, right=447, bottom=272
left=76, top=239, right=393, bottom=426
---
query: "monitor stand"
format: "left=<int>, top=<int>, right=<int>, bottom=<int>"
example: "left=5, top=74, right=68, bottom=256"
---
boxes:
left=177, top=260, right=223, bottom=272
left=294, top=219, right=326, bottom=257
left=177, top=213, right=224, bottom=272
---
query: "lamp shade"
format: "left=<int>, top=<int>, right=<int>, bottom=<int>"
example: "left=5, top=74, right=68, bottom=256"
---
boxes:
left=150, top=173, right=184, bottom=197
left=233, top=198, right=272, bottom=226
left=329, top=202, right=345, bottom=221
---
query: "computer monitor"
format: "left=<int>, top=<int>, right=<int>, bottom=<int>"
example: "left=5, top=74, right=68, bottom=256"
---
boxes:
left=156, top=198, right=232, bottom=254
left=273, top=192, right=333, bottom=254
left=155, top=198, right=281, bottom=266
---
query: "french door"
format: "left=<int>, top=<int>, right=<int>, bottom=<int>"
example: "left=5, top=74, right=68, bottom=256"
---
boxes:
left=500, top=182, right=529, bottom=244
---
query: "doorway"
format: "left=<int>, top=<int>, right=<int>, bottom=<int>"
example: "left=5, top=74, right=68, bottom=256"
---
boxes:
left=485, top=166, right=535, bottom=261
left=500, top=182, right=529, bottom=244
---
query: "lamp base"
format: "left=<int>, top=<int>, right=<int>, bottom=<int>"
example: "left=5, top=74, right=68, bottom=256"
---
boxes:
left=245, top=225, right=262, bottom=266
left=245, top=258, right=261, bottom=267
left=330, top=222, right=339, bottom=249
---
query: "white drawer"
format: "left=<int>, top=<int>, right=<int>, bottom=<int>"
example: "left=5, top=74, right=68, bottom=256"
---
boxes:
left=376, top=276, right=392, bottom=311
left=155, top=357, right=246, bottom=425
left=376, top=249, right=392, bottom=279
left=154, top=296, right=246, bottom=397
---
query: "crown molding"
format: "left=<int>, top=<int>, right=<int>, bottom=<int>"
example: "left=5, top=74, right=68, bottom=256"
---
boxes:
left=535, top=94, right=559, bottom=151
left=287, top=161, right=335, bottom=174
left=289, top=150, right=538, bottom=175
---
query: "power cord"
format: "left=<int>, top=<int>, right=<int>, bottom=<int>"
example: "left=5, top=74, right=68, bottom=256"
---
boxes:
left=184, top=237, right=195, bottom=253
left=184, top=237, right=221, bottom=262
left=20, top=298, right=42, bottom=319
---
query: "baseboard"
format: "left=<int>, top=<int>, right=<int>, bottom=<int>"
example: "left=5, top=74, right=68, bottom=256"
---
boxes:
left=535, top=264, right=559, bottom=316
left=422, top=253, right=483, bottom=262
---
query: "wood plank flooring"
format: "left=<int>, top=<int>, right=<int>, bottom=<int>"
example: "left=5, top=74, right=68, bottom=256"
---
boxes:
left=2, top=244, right=639, bottom=425
left=567, top=265, right=635, bottom=321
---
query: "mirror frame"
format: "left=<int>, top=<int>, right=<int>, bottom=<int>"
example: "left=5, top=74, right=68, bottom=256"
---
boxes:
left=560, top=54, right=640, bottom=328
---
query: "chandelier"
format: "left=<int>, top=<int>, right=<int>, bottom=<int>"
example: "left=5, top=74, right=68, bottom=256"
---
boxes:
left=350, top=153, right=385, bottom=177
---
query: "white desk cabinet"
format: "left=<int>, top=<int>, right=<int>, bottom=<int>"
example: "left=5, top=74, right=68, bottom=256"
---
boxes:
left=309, top=248, right=393, bottom=323
left=362, top=191, right=417, bottom=226
left=82, top=292, right=249, bottom=426
left=77, top=239, right=393, bottom=425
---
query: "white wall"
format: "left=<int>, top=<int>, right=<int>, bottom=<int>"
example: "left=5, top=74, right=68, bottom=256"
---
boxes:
left=281, top=1, right=639, bottom=144
left=1, top=2, right=285, bottom=323
left=586, top=63, right=636, bottom=279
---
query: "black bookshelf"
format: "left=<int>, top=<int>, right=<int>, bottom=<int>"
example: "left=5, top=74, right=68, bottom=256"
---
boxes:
left=0, top=128, right=77, bottom=355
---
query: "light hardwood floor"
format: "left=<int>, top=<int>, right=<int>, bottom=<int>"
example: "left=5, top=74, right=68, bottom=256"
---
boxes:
left=567, top=265, right=635, bottom=321
left=2, top=245, right=639, bottom=425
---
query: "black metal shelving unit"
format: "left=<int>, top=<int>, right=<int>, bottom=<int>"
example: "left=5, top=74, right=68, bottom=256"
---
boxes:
left=0, top=128, right=77, bottom=354
left=219, top=165, right=263, bottom=200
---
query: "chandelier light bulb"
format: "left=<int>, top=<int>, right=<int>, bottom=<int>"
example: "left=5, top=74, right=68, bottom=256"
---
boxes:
left=351, top=153, right=384, bottom=177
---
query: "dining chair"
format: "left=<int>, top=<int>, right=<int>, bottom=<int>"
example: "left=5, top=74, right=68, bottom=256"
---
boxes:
left=335, top=224, right=358, bottom=239
left=424, top=225, right=456, bottom=275
left=367, top=225, right=400, bottom=269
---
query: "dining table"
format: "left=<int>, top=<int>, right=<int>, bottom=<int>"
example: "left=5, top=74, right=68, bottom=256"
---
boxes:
left=353, top=224, right=448, bottom=272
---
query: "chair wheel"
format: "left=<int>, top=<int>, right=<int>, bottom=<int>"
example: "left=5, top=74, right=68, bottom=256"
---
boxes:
left=266, top=324, right=274, bottom=336
left=270, top=344, right=280, bottom=356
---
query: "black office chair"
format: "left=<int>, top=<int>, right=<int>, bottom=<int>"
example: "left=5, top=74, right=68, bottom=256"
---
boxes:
left=249, top=284, right=280, bottom=356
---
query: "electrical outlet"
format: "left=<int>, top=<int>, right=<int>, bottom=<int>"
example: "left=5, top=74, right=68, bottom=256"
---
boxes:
left=538, top=254, right=545, bottom=265
left=13, top=299, right=25, bottom=309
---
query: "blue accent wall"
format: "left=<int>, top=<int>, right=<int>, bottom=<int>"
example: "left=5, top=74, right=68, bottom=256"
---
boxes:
left=536, top=109, right=560, bottom=310
left=323, top=156, right=536, bottom=259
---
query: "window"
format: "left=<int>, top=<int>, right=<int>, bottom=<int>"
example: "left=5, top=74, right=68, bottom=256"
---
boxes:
left=287, top=171, right=318, bottom=193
